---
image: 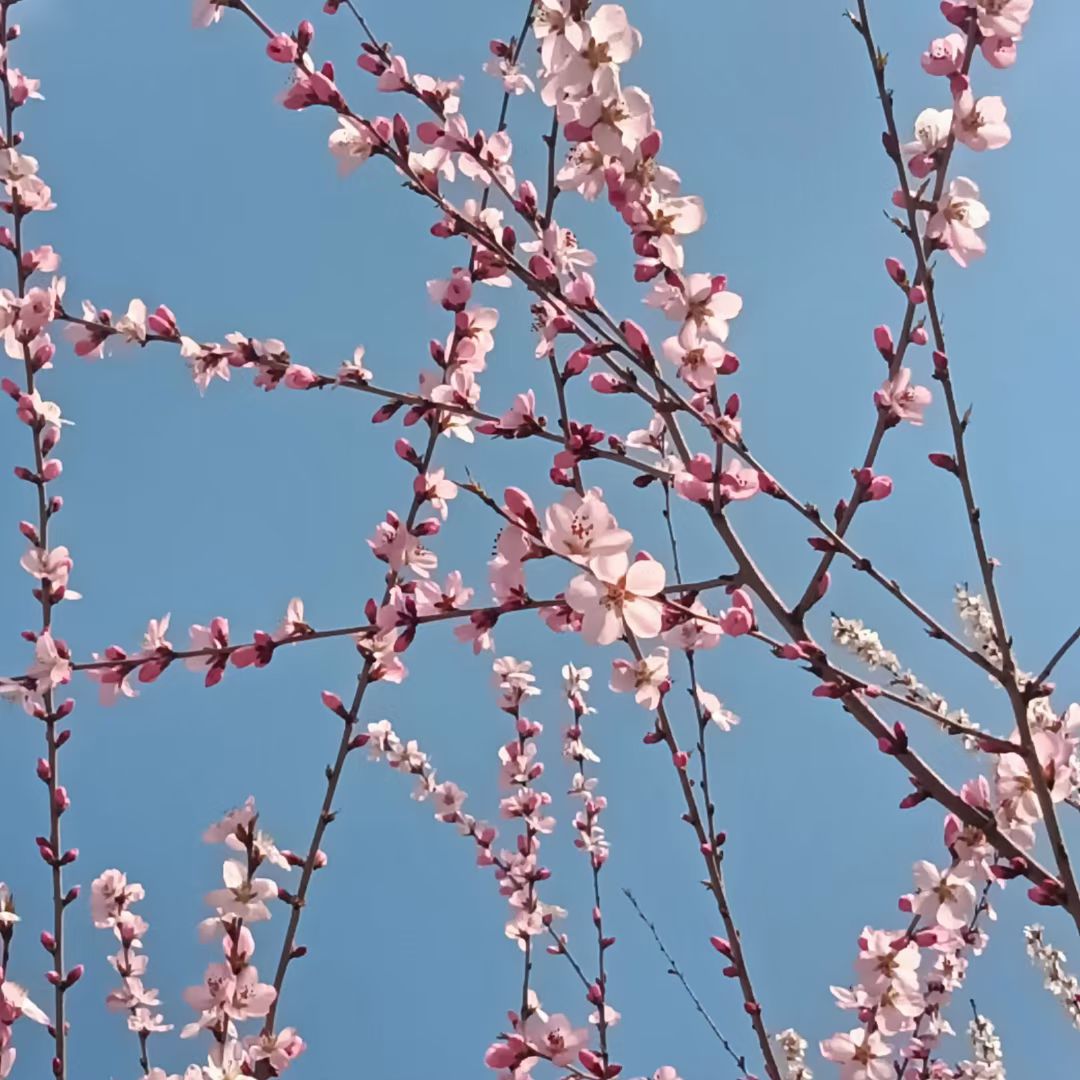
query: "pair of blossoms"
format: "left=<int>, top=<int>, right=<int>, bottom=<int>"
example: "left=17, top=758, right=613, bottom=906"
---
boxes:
left=484, top=994, right=681, bottom=1080
left=899, top=2, right=1033, bottom=268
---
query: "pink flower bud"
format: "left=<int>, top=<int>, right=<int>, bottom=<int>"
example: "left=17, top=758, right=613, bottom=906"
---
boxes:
left=671, top=750, right=689, bottom=770
left=873, top=325, right=894, bottom=358
left=589, top=372, right=624, bottom=394
left=884, top=257, right=906, bottom=283
left=283, top=364, right=318, bottom=389
left=908, top=326, right=929, bottom=346
left=908, top=285, right=927, bottom=305
left=266, top=33, right=299, bottom=63
left=866, top=475, right=893, bottom=501
left=710, top=936, right=733, bottom=957
left=928, top=452, right=958, bottom=475
left=619, top=319, right=652, bottom=359
left=321, top=690, right=347, bottom=717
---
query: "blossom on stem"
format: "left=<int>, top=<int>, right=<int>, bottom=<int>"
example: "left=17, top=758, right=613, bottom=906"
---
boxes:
left=926, top=178, right=990, bottom=268
left=565, top=553, right=665, bottom=645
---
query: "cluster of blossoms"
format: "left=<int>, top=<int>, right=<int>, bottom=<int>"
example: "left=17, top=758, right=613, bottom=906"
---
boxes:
left=832, top=614, right=982, bottom=747
left=172, top=799, right=304, bottom=1080
left=90, top=871, right=171, bottom=1052
left=775, top=1027, right=814, bottom=1080
left=820, top=694, right=1077, bottom=1078
left=954, top=587, right=1003, bottom=668
left=953, top=1013, right=1005, bottom=1079
left=2, top=0, right=1076, bottom=1076
left=902, top=1, right=1032, bottom=268
left=1024, top=925, right=1080, bottom=1030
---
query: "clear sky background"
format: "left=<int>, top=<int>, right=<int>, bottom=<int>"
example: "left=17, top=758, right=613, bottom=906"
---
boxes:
left=1, top=1, right=1079, bottom=1077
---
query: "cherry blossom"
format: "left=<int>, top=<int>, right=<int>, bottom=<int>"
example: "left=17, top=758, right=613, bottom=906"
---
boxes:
left=819, top=1027, right=892, bottom=1080
left=542, top=488, right=632, bottom=564
left=952, top=92, right=1011, bottom=152
left=911, top=860, right=977, bottom=930
left=609, top=647, right=669, bottom=709
left=926, top=177, right=990, bottom=268
left=874, top=368, right=932, bottom=426
left=565, top=553, right=666, bottom=645
left=204, top=860, right=277, bottom=922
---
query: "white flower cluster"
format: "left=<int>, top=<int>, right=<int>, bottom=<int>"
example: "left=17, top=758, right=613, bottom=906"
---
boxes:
left=832, top=615, right=981, bottom=747
left=1024, top=925, right=1080, bottom=1030
left=953, top=1013, right=1006, bottom=1078
left=831, top=616, right=901, bottom=674
left=774, top=1028, right=813, bottom=1080
left=955, top=585, right=1002, bottom=666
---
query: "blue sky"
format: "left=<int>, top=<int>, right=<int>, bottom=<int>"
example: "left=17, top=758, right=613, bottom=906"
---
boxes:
left=1, top=1, right=1079, bottom=1077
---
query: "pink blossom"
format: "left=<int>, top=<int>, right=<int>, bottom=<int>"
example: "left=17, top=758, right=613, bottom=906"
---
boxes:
left=952, top=92, right=1011, bottom=152
left=0, top=981, right=49, bottom=1026
left=855, top=928, right=921, bottom=994
left=115, top=298, right=148, bottom=344
left=203, top=796, right=257, bottom=844
left=661, top=327, right=736, bottom=391
left=180, top=337, right=230, bottom=394
left=717, top=459, right=760, bottom=502
left=663, top=600, right=723, bottom=651
left=19, top=544, right=75, bottom=591
left=819, top=1027, right=892, bottom=1080
left=911, top=860, right=976, bottom=930
left=244, top=1028, right=306, bottom=1074
left=328, top=116, right=378, bottom=174
left=266, top=33, right=300, bottom=64
left=982, top=34, right=1019, bottom=68
left=204, top=860, right=278, bottom=922
left=565, top=553, right=666, bottom=645
left=483, top=57, right=535, bottom=96
left=90, top=868, right=145, bottom=928
left=7, top=69, right=43, bottom=107
left=974, top=0, right=1032, bottom=38
left=646, top=272, right=743, bottom=342
left=415, top=468, right=458, bottom=519
left=521, top=1012, right=589, bottom=1067
left=926, top=177, right=990, bottom=268
left=696, top=687, right=738, bottom=731
left=225, top=966, right=276, bottom=1021
left=272, top=597, right=310, bottom=642
left=283, top=364, right=318, bottom=389
left=874, top=368, right=932, bottom=426
left=281, top=69, right=343, bottom=112
left=185, top=618, right=230, bottom=682
left=610, top=647, right=669, bottom=709
left=28, top=631, right=71, bottom=693
left=368, top=512, right=438, bottom=578
left=432, top=781, right=468, bottom=821
left=902, top=107, right=952, bottom=177
left=182, top=962, right=235, bottom=1018
left=921, top=33, right=966, bottom=76
left=542, top=488, right=632, bottom=564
